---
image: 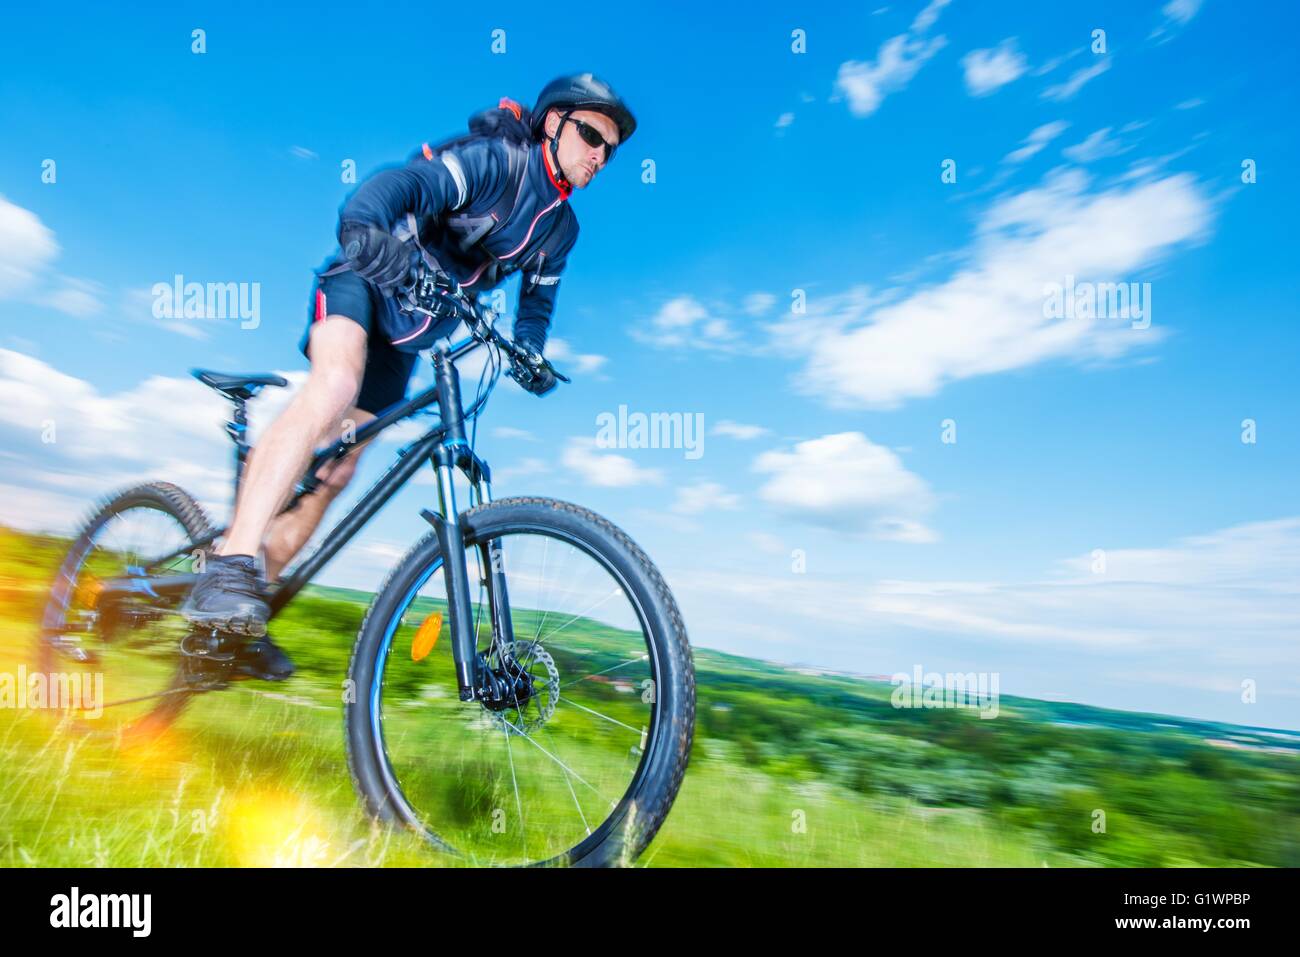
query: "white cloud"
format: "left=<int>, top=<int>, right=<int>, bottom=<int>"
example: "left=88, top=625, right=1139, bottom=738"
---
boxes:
left=1151, top=0, right=1204, bottom=39
left=0, top=198, right=113, bottom=325
left=491, top=456, right=552, bottom=486
left=865, top=516, right=1300, bottom=658
left=48, top=278, right=105, bottom=318
left=743, top=292, right=776, bottom=316
left=544, top=337, right=606, bottom=374
left=289, top=146, right=318, bottom=160
left=492, top=426, right=538, bottom=442
left=1164, top=0, right=1204, bottom=23
left=781, top=168, right=1211, bottom=409
left=0, top=349, right=245, bottom=529
left=560, top=437, right=663, bottom=488
left=775, top=112, right=794, bottom=130
left=753, top=432, right=937, bottom=539
left=0, top=196, right=59, bottom=299
left=747, top=530, right=785, bottom=554
left=650, top=296, right=705, bottom=330
left=870, top=517, right=938, bottom=543
left=671, top=481, right=740, bottom=515
left=834, top=3, right=950, bottom=119
left=910, top=0, right=951, bottom=33
left=679, top=509, right=1300, bottom=665
left=1053, top=516, right=1300, bottom=588
left=961, top=38, right=1028, bottom=96
left=1061, top=127, right=1133, bottom=163
left=712, top=420, right=771, bottom=440
left=1176, top=97, right=1204, bottom=110
left=836, top=33, right=948, bottom=117
left=1003, top=120, right=1070, bottom=164
left=634, top=295, right=740, bottom=350
left=1041, top=57, right=1110, bottom=101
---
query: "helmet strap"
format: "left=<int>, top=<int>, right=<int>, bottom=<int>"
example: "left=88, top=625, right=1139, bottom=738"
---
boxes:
left=547, top=109, right=575, bottom=190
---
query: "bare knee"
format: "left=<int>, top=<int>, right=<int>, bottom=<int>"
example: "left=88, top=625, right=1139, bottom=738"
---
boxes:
left=317, top=450, right=362, bottom=496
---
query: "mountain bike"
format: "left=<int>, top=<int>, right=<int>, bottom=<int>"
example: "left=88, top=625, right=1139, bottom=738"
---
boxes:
left=36, top=265, right=696, bottom=867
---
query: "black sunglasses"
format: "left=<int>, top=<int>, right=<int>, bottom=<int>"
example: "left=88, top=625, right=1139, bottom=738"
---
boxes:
left=568, top=117, right=618, bottom=161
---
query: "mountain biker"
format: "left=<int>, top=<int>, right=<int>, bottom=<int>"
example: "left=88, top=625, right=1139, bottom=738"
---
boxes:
left=180, top=73, right=636, bottom=680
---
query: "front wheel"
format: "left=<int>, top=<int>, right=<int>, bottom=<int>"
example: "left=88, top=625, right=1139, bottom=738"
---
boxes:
left=345, top=497, right=695, bottom=867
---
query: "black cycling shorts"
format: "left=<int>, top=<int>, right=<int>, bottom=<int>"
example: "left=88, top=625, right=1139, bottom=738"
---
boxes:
left=299, top=268, right=418, bottom=415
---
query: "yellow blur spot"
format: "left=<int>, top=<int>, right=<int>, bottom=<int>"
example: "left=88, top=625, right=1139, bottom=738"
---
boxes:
left=224, top=789, right=335, bottom=867
left=411, top=611, right=442, bottom=662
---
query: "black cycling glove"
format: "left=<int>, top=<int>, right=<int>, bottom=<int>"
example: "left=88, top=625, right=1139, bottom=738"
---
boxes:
left=339, top=222, right=412, bottom=295
left=520, top=363, right=557, bottom=396
left=512, top=343, right=558, bottom=396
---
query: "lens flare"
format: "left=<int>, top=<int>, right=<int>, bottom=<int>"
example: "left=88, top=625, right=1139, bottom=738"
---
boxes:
left=224, top=789, right=335, bottom=867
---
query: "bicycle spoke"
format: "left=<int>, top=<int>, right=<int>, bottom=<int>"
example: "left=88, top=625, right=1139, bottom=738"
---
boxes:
left=531, top=536, right=551, bottom=643
left=496, top=712, right=604, bottom=801
left=540, top=724, right=592, bottom=836
left=534, top=585, right=623, bottom=646
left=556, top=695, right=643, bottom=735
left=501, top=714, right=527, bottom=860
left=559, top=653, right=650, bottom=690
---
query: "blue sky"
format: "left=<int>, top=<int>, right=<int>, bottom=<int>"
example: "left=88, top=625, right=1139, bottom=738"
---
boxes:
left=2, top=0, right=1298, bottom=728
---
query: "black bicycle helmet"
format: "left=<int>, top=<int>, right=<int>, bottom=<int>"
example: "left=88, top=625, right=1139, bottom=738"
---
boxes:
left=530, top=72, right=637, bottom=145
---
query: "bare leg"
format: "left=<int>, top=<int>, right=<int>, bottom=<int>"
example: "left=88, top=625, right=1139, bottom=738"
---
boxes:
left=219, top=317, right=368, bottom=559
left=263, top=406, right=377, bottom=581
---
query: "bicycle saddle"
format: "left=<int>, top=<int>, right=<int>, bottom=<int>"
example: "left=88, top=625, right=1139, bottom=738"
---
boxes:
left=192, top=369, right=289, bottom=401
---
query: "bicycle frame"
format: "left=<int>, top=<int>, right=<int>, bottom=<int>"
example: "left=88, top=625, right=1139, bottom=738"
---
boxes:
left=99, top=330, right=516, bottom=701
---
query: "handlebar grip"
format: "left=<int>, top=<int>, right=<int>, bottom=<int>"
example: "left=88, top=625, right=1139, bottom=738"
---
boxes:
left=405, top=262, right=571, bottom=385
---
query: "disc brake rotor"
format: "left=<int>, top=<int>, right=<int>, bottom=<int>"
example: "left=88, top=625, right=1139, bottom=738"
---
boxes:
left=488, top=640, right=560, bottom=735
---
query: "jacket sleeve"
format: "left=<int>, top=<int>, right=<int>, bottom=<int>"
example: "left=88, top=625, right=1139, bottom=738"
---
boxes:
left=338, top=139, right=506, bottom=230
left=514, top=214, right=579, bottom=356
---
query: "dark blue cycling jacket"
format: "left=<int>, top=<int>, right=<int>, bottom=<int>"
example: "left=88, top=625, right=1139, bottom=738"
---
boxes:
left=326, top=135, right=579, bottom=355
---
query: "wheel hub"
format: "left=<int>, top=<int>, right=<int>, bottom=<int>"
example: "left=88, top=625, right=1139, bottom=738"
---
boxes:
left=478, top=640, right=560, bottom=733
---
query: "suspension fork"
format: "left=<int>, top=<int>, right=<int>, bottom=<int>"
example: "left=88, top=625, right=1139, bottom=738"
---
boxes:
left=473, top=482, right=518, bottom=655
left=420, top=346, right=481, bottom=701
left=421, top=470, right=518, bottom=702
left=419, top=343, right=524, bottom=700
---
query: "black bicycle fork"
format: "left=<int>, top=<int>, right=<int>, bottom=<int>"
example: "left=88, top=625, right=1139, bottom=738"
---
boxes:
left=420, top=344, right=516, bottom=701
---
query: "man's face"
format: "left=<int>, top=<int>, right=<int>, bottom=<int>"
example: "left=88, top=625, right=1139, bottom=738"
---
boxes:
left=544, top=108, right=621, bottom=189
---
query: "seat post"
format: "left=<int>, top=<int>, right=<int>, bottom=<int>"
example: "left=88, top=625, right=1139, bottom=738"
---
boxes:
left=226, top=398, right=250, bottom=502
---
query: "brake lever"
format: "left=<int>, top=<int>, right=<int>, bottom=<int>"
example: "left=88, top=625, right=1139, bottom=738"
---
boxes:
left=510, top=348, right=569, bottom=385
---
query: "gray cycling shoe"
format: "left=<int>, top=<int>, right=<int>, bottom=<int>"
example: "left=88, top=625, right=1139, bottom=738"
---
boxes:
left=180, top=554, right=271, bottom=637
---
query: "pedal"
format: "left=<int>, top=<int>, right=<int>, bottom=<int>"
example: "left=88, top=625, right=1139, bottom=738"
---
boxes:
left=180, top=628, right=237, bottom=662
left=178, top=629, right=236, bottom=689
left=181, top=655, right=232, bottom=691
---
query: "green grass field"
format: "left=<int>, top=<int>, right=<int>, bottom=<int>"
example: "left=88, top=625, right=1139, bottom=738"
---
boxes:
left=2, top=525, right=1297, bottom=867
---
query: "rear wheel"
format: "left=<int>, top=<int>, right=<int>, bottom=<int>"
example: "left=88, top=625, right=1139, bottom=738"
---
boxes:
left=345, top=497, right=695, bottom=867
left=37, top=482, right=214, bottom=738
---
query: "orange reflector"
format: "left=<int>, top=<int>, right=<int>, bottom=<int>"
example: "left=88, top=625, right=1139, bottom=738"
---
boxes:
left=75, top=576, right=103, bottom=610
left=411, top=612, right=442, bottom=661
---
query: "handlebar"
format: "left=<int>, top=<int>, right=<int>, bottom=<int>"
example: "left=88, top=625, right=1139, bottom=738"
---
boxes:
left=396, top=260, right=570, bottom=388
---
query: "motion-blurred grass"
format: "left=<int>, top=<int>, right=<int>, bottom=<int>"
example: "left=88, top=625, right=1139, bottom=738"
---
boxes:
left=2, top=526, right=1296, bottom=867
